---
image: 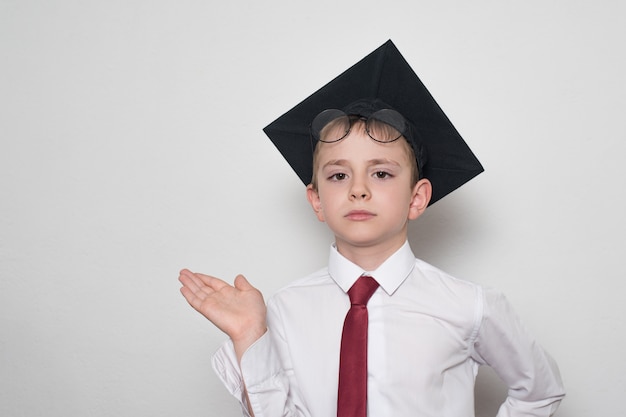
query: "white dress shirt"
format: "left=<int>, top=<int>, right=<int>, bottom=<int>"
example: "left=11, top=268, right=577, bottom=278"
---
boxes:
left=212, top=241, right=565, bottom=417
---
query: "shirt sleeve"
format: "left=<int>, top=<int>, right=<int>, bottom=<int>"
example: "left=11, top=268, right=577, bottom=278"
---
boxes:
left=211, top=299, right=311, bottom=417
left=471, top=287, right=566, bottom=417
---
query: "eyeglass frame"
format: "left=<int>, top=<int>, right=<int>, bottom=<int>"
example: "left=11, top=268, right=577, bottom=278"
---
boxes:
left=309, top=108, right=408, bottom=146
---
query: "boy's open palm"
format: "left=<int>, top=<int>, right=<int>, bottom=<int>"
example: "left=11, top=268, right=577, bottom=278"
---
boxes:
left=179, top=269, right=267, bottom=358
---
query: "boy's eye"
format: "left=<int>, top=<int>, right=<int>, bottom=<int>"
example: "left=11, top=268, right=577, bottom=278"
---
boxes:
left=330, top=173, right=347, bottom=181
left=374, top=171, right=391, bottom=179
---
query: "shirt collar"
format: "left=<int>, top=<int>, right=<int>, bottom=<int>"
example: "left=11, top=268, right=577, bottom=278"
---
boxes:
left=328, top=241, right=416, bottom=296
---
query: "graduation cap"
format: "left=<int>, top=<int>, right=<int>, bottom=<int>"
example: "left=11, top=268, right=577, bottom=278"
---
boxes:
left=263, top=40, right=483, bottom=205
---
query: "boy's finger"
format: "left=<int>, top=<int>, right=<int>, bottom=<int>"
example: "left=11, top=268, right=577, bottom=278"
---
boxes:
left=193, top=272, right=231, bottom=291
left=179, top=273, right=208, bottom=298
left=179, top=269, right=217, bottom=288
left=179, top=286, right=208, bottom=311
left=234, top=274, right=253, bottom=291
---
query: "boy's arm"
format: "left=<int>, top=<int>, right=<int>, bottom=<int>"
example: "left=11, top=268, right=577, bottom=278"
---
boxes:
left=179, top=270, right=309, bottom=416
left=213, top=317, right=310, bottom=417
left=471, top=288, right=566, bottom=417
left=179, top=269, right=265, bottom=416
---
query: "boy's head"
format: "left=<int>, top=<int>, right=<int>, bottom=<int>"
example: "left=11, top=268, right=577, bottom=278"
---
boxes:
left=305, top=103, right=433, bottom=254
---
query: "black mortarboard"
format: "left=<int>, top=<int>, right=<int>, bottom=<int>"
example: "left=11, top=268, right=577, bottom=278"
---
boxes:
left=263, top=40, right=483, bottom=205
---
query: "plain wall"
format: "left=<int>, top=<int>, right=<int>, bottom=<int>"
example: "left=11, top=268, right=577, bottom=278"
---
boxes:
left=1, top=1, right=625, bottom=416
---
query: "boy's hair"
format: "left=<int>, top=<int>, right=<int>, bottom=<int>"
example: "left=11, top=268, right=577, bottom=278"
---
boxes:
left=310, top=120, right=420, bottom=190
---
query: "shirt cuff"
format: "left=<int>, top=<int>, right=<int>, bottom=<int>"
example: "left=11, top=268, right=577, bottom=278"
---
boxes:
left=212, top=330, right=289, bottom=416
left=212, top=330, right=279, bottom=393
left=212, top=338, right=246, bottom=399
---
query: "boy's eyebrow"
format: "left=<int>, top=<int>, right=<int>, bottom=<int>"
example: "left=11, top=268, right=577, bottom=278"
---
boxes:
left=321, top=158, right=402, bottom=169
left=368, top=158, right=401, bottom=167
left=321, top=159, right=349, bottom=169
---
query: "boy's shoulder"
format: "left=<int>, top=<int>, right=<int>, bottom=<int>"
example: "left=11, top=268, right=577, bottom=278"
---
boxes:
left=413, top=257, right=479, bottom=287
left=274, top=266, right=335, bottom=293
left=408, top=257, right=484, bottom=305
left=411, top=258, right=515, bottom=319
left=265, top=266, right=339, bottom=313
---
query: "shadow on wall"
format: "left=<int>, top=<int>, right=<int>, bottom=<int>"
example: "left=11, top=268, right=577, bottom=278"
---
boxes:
left=475, top=366, right=508, bottom=416
left=408, top=191, right=487, bottom=271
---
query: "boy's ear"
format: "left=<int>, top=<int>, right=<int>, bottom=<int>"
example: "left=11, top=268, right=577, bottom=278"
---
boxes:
left=306, top=184, right=326, bottom=222
left=408, top=178, right=432, bottom=220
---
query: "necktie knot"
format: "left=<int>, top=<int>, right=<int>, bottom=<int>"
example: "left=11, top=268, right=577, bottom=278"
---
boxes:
left=348, top=275, right=379, bottom=306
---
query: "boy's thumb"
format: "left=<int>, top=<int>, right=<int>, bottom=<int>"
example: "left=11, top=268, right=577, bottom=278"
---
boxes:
left=234, top=274, right=253, bottom=291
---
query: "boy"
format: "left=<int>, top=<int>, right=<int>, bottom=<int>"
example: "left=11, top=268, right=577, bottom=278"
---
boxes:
left=179, top=41, right=565, bottom=416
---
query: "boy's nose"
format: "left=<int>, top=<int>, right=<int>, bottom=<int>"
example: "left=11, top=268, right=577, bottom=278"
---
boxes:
left=349, top=180, right=370, bottom=200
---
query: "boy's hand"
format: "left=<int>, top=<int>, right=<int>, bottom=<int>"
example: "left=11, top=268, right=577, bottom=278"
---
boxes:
left=178, top=269, right=267, bottom=361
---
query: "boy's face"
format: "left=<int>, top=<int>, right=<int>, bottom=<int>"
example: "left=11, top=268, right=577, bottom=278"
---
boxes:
left=307, top=124, right=432, bottom=254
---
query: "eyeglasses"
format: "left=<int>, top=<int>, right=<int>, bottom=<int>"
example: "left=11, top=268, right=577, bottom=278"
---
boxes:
left=310, top=108, right=407, bottom=144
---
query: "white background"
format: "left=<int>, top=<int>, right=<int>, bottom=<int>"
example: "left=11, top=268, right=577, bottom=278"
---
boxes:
left=1, top=1, right=624, bottom=416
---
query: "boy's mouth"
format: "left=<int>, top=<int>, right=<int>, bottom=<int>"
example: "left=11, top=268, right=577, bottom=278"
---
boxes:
left=345, top=210, right=376, bottom=221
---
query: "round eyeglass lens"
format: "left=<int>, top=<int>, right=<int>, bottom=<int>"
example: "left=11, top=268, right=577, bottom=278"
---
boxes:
left=312, top=109, right=351, bottom=143
left=366, top=109, right=406, bottom=143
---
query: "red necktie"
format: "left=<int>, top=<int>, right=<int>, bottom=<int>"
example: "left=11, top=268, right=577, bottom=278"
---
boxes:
left=337, top=275, right=379, bottom=417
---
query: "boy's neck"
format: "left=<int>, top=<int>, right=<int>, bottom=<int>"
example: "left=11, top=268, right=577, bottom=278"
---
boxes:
left=335, top=236, right=407, bottom=271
